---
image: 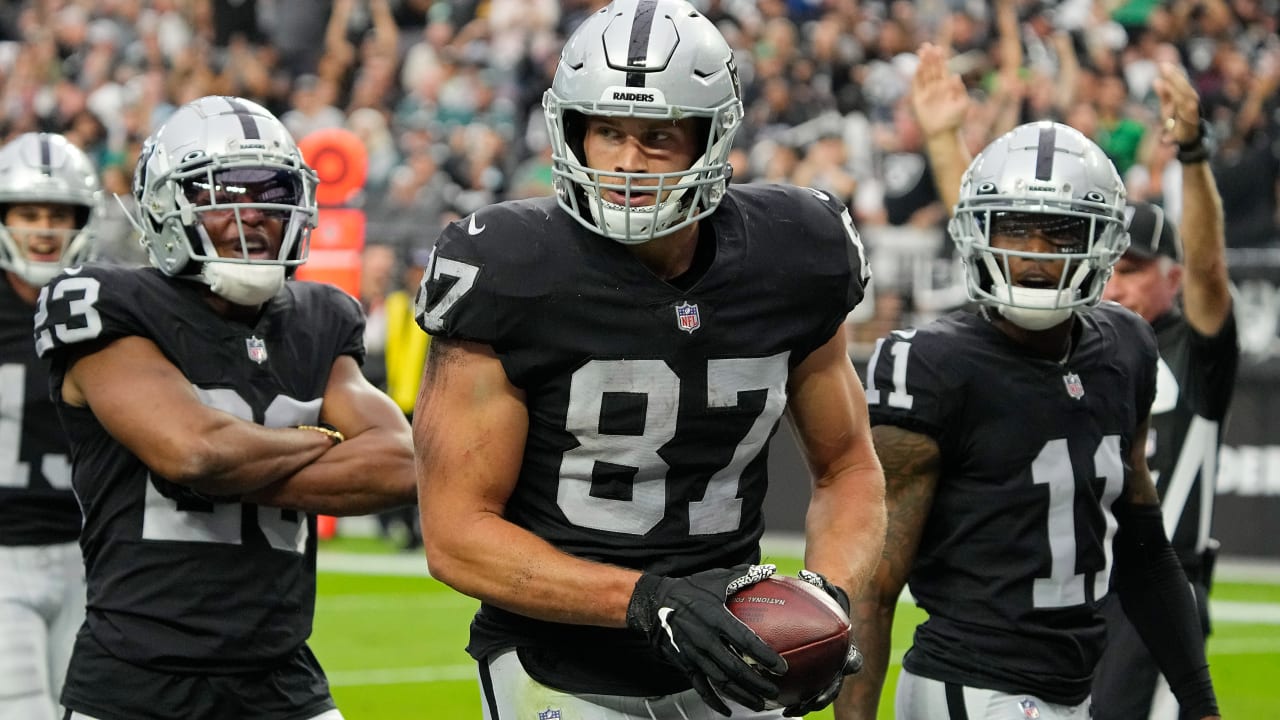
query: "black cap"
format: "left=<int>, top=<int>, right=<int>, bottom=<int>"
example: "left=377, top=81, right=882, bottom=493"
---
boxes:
left=1124, top=202, right=1182, bottom=262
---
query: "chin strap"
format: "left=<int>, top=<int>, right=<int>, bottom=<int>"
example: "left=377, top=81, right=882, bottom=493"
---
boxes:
left=14, top=260, right=63, bottom=288
left=200, top=262, right=285, bottom=306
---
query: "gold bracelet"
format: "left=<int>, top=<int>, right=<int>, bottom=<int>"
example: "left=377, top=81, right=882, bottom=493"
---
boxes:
left=297, top=424, right=345, bottom=445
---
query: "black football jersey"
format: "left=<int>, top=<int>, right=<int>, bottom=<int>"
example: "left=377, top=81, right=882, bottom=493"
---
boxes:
left=1148, top=308, right=1238, bottom=570
left=0, top=273, right=79, bottom=545
left=417, top=186, right=868, bottom=694
left=35, top=266, right=364, bottom=673
left=866, top=304, right=1158, bottom=705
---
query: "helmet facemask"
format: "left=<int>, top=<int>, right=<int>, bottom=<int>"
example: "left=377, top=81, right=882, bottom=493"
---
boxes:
left=135, top=96, right=318, bottom=306
left=546, top=97, right=740, bottom=244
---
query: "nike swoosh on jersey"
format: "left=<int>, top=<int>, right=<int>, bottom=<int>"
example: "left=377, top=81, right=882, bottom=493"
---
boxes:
left=467, top=214, right=486, bottom=235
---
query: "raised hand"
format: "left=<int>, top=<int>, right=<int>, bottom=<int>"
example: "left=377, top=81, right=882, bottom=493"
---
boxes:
left=1153, top=61, right=1202, bottom=146
left=910, top=42, right=970, bottom=139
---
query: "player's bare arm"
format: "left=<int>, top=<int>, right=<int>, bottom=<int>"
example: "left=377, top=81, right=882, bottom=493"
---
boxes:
left=414, top=337, right=642, bottom=627
left=243, top=354, right=416, bottom=515
left=788, top=325, right=887, bottom=599
left=63, top=335, right=332, bottom=496
left=837, top=424, right=940, bottom=720
left=1157, top=61, right=1231, bottom=336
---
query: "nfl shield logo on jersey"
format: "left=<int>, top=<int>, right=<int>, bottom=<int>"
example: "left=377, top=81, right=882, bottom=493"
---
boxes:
left=1018, top=698, right=1041, bottom=719
left=246, top=336, right=269, bottom=364
left=1062, top=372, right=1084, bottom=400
left=675, top=301, right=701, bottom=334
left=538, top=709, right=561, bottom=720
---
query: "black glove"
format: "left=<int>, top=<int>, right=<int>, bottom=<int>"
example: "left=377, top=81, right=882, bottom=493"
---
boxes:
left=626, top=564, right=786, bottom=716
left=783, top=570, right=864, bottom=717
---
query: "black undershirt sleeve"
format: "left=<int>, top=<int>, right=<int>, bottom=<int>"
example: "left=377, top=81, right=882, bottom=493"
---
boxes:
left=1111, top=502, right=1219, bottom=718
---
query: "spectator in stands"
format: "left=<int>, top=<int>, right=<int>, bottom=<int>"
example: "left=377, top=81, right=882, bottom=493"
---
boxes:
left=1094, top=61, right=1239, bottom=720
left=1203, top=44, right=1280, bottom=248
left=0, top=132, right=101, bottom=720
left=35, top=96, right=414, bottom=720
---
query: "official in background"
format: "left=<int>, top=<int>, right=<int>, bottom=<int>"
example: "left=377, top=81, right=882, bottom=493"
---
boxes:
left=0, top=133, right=100, bottom=720
left=1095, top=61, right=1238, bottom=720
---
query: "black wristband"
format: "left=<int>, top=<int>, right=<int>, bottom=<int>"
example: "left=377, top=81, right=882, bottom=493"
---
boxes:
left=1176, top=118, right=1212, bottom=164
left=625, top=573, right=664, bottom=634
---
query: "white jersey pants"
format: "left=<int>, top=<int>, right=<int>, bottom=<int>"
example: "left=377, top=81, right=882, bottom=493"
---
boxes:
left=896, top=668, right=1091, bottom=720
left=481, top=649, right=786, bottom=720
left=0, top=542, right=84, bottom=720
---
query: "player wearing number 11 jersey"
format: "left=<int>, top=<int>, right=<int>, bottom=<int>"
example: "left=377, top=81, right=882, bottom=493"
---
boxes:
left=33, top=96, right=415, bottom=720
left=412, top=2, right=886, bottom=718
left=840, top=121, right=1219, bottom=720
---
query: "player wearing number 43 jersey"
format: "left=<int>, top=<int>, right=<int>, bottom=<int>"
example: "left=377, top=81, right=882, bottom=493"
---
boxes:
left=413, top=2, right=885, bottom=718
left=33, top=96, right=415, bottom=720
left=839, top=120, right=1219, bottom=720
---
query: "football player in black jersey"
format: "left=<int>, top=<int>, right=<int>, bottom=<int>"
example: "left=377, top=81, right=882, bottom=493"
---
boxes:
left=33, top=96, right=416, bottom=720
left=0, top=133, right=100, bottom=720
left=836, top=48, right=1220, bottom=720
left=412, top=1, right=886, bottom=718
left=1094, top=63, right=1238, bottom=720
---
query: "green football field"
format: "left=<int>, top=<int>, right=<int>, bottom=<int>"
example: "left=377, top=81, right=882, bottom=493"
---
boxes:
left=311, top=537, right=1280, bottom=719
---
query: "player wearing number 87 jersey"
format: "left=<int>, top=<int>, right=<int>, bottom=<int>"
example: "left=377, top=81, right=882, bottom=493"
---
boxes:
left=32, top=96, right=415, bottom=720
left=838, top=118, right=1219, bottom=720
left=412, top=2, right=885, bottom=717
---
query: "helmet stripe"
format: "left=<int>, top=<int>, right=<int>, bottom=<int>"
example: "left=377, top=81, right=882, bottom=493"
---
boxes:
left=626, top=0, right=658, bottom=87
left=1035, top=124, right=1056, bottom=181
left=223, top=96, right=262, bottom=140
left=38, top=133, right=51, bottom=175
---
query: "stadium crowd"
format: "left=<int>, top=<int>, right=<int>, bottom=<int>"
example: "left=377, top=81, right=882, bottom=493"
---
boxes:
left=0, top=0, right=1276, bottom=344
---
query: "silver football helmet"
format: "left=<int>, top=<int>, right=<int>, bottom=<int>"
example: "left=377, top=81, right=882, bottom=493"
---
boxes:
left=0, top=133, right=101, bottom=287
left=543, top=0, right=742, bottom=244
left=134, top=96, right=318, bottom=305
left=949, top=121, right=1129, bottom=330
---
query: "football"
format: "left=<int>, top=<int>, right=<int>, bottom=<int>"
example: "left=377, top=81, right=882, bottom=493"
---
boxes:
left=726, top=575, right=852, bottom=708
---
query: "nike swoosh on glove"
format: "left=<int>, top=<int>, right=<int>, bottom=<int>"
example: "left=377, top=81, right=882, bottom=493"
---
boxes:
left=626, top=564, right=787, bottom=716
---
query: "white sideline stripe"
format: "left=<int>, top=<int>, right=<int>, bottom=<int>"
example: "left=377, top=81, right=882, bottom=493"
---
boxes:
left=317, top=589, right=1280, bottom=626
left=1212, top=600, right=1280, bottom=624
left=319, top=552, right=433, bottom=577
left=328, top=665, right=476, bottom=687
left=327, top=636, right=1280, bottom=689
left=319, top=532, right=1280, bottom=584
